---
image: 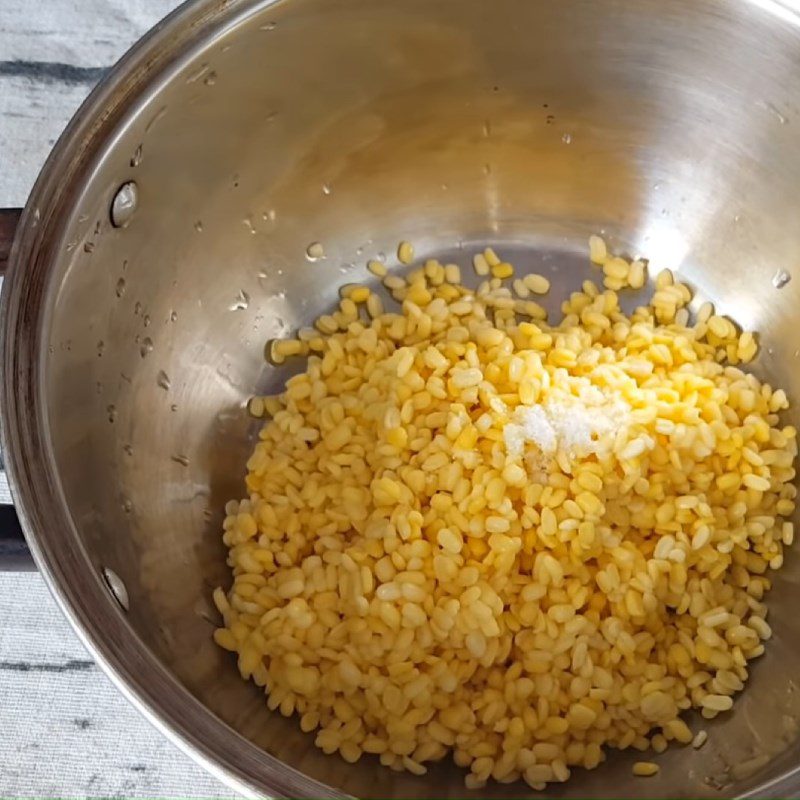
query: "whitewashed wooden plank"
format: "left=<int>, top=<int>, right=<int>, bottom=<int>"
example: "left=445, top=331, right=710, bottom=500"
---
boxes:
left=0, top=574, right=237, bottom=798
left=0, top=0, right=180, bottom=207
left=0, top=77, right=94, bottom=207
left=0, top=0, right=172, bottom=67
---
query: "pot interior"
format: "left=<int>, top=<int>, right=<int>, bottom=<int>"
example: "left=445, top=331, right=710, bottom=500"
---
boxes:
left=11, top=0, right=800, bottom=796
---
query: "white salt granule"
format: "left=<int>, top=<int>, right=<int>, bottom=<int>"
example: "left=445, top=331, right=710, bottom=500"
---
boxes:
left=503, top=405, right=556, bottom=457
left=503, top=384, right=630, bottom=460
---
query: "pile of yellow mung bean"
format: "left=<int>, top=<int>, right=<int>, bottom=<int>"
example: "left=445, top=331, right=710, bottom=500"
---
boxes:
left=213, top=237, right=795, bottom=789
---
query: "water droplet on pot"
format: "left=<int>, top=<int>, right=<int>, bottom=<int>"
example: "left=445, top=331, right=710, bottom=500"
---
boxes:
left=134, top=301, right=142, bottom=316
left=322, top=183, right=332, bottom=196
left=97, top=340, right=104, bottom=357
left=143, top=315, right=151, bottom=327
left=110, top=182, right=138, bottom=228
left=170, top=310, right=178, bottom=322
left=561, top=132, right=572, bottom=144
left=157, top=370, right=171, bottom=390
left=130, top=145, right=143, bottom=167
left=194, top=220, right=203, bottom=233
left=170, top=403, right=178, bottom=412
left=115, top=277, right=126, bottom=298
left=229, top=290, right=250, bottom=311
left=482, top=120, right=491, bottom=138
left=306, top=241, right=325, bottom=261
left=84, top=241, right=95, bottom=253
left=260, top=20, right=277, bottom=30
left=773, top=269, right=791, bottom=288
left=103, top=567, right=130, bottom=611
left=203, top=71, right=217, bottom=86
left=172, top=454, right=190, bottom=467
left=123, top=443, right=133, bottom=456
left=107, top=404, right=117, bottom=423
left=140, top=337, right=153, bottom=358
left=243, top=217, right=256, bottom=234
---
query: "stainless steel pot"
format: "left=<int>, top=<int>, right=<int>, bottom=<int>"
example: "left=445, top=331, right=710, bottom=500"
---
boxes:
left=5, top=0, right=800, bottom=796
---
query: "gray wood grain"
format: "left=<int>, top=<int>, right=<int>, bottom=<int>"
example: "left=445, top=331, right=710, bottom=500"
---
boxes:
left=0, top=1, right=180, bottom=208
left=0, top=2, right=236, bottom=796
left=0, top=574, right=234, bottom=798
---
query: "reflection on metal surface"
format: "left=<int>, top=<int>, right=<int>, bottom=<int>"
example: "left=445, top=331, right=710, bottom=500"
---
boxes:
left=638, top=223, right=689, bottom=273
left=745, top=0, right=800, bottom=27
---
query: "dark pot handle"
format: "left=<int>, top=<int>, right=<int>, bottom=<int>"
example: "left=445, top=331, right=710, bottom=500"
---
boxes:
left=0, top=208, right=35, bottom=571
left=0, top=208, right=20, bottom=270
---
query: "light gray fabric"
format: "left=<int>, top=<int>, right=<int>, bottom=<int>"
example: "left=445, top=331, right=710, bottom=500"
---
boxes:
left=0, top=2, right=236, bottom=796
left=0, top=0, right=179, bottom=208
left=0, top=574, right=235, bottom=798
